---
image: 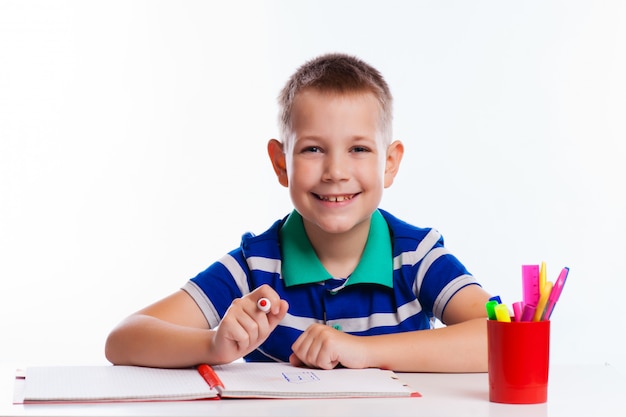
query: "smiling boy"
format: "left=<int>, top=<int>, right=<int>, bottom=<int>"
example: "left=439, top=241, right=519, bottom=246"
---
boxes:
left=105, top=53, right=492, bottom=372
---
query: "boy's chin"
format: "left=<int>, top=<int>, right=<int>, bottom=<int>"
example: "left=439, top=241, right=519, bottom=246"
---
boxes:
left=306, top=216, right=371, bottom=236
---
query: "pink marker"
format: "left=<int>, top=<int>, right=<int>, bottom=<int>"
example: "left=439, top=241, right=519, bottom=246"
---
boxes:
left=542, top=267, right=569, bottom=320
left=257, top=297, right=271, bottom=313
left=512, top=301, right=524, bottom=322
left=520, top=304, right=537, bottom=322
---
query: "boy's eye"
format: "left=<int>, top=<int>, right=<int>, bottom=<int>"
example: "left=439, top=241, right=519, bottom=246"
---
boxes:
left=302, top=146, right=322, bottom=153
left=351, top=146, right=370, bottom=153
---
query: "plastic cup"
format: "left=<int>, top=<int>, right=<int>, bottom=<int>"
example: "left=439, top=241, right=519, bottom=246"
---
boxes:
left=487, top=320, right=550, bottom=404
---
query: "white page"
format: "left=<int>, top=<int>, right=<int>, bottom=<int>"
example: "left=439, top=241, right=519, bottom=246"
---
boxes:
left=23, top=366, right=217, bottom=402
left=212, top=362, right=416, bottom=398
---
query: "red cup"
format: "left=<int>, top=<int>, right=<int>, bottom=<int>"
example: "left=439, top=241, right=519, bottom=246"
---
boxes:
left=487, top=320, right=550, bottom=404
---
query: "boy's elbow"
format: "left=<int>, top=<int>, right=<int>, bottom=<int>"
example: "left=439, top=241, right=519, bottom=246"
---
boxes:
left=104, top=332, right=120, bottom=365
left=104, top=328, right=131, bottom=365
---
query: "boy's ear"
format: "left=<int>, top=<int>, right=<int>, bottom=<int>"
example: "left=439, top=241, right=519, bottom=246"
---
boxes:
left=267, top=139, right=289, bottom=187
left=384, top=140, right=404, bottom=188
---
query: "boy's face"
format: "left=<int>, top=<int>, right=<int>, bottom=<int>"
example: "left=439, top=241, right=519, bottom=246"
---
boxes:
left=269, top=89, right=403, bottom=238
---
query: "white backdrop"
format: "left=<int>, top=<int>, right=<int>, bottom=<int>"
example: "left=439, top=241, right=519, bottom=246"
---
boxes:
left=1, top=0, right=625, bottom=370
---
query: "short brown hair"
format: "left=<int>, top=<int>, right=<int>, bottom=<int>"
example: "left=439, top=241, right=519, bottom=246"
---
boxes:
left=278, top=53, right=393, bottom=149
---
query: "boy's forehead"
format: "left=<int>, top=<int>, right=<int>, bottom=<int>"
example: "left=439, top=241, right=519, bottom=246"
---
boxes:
left=283, top=87, right=390, bottom=150
left=290, top=88, right=382, bottom=124
left=292, top=90, right=380, bottom=130
left=286, top=90, right=387, bottom=151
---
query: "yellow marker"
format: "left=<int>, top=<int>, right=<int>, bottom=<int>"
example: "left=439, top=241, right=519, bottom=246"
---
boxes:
left=494, top=303, right=512, bottom=322
left=533, top=281, right=553, bottom=321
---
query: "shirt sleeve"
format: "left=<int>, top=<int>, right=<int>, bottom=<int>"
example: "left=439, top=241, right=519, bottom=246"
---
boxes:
left=414, top=235, right=480, bottom=321
left=181, top=249, right=251, bottom=328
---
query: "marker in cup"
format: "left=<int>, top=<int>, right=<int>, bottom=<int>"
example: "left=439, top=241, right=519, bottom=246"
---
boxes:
left=257, top=297, right=271, bottom=313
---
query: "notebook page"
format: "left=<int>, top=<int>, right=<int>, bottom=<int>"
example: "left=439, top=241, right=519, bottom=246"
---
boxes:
left=23, top=366, right=217, bottom=402
left=212, top=362, right=415, bottom=398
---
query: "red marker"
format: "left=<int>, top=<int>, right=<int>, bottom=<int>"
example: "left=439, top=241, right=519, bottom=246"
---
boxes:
left=257, top=297, right=271, bottom=313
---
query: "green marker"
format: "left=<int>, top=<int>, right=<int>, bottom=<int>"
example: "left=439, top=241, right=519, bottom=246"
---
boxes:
left=485, top=300, right=499, bottom=320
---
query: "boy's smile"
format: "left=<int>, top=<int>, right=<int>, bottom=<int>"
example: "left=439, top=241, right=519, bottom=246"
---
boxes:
left=314, top=193, right=357, bottom=203
left=268, top=88, right=403, bottom=244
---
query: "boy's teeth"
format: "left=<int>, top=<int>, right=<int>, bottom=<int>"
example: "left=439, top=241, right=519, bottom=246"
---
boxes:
left=322, top=195, right=352, bottom=202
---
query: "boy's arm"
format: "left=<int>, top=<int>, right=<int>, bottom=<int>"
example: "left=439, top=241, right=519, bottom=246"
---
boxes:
left=290, top=285, right=491, bottom=372
left=105, top=286, right=288, bottom=368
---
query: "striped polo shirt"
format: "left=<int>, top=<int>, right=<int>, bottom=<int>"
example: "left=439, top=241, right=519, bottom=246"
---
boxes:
left=182, top=209, right=478, bottom=363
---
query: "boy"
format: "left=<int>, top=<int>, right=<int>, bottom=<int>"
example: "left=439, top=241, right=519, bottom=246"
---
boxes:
left=105, top=53, right=491, bottom=372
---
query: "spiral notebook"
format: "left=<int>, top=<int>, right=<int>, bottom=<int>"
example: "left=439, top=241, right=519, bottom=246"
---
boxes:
left=16, top=362, right=420, bottom=403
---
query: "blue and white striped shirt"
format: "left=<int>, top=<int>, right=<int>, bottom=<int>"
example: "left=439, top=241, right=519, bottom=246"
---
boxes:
left=182, top=209, right=478, bottom=363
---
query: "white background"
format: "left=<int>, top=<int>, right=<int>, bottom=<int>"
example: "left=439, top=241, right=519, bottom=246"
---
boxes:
left=1, top=1, right=625, bottom=370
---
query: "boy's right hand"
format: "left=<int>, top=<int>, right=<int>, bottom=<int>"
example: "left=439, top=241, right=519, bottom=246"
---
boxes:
left=209, top=284, right=288, bottom=364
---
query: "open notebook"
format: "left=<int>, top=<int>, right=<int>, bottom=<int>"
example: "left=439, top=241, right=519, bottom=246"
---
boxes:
left=16, top=362, right=420, bottom=403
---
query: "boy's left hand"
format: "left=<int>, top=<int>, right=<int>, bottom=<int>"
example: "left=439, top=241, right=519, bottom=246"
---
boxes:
left=289, top=323, right=368, bottom=370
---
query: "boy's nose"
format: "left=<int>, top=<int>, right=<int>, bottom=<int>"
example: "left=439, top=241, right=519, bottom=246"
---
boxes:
left=322, top=153, right=350, bottom=182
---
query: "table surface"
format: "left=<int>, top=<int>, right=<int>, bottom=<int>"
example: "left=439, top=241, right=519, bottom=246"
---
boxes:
left=1, top=363, right=624, bottom=417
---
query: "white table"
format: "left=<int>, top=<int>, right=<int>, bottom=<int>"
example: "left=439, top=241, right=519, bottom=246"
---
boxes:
left=1, top=363, right=624, bottom=417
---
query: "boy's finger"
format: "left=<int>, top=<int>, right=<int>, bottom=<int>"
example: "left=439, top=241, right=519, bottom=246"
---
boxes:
left=265, top=301, right=288, bottom=330
left=289, top=353, right=305, bottom=368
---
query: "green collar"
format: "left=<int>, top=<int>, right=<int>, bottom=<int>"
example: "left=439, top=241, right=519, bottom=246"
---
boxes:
left=279, top=210, right=393, bottom=288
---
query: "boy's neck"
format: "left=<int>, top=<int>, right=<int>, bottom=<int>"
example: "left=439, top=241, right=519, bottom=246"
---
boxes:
left=303, top=217, right=371, bottom=279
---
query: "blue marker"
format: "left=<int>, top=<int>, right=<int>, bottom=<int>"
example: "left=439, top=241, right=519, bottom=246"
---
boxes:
left=489, top=295, right=502, bottom=304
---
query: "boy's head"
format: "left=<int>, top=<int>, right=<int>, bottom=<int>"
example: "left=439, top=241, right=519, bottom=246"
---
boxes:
left=269, top=53, right=404, bottom=239
left=278, top=53, right=393, bottom=151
